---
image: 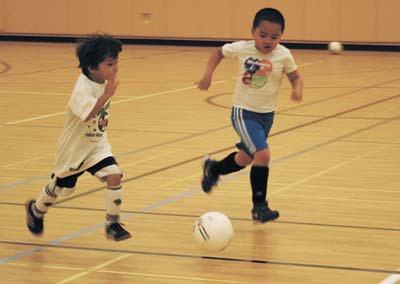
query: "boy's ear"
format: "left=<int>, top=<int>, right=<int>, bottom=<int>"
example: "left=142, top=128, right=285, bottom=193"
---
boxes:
left=88, top=66, right=97, bottom=74
left=251, top=27, right=255, bottom=35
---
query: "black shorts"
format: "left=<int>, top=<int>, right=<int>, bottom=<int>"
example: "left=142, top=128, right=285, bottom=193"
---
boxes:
left=53, top=156, right=118, bottom=188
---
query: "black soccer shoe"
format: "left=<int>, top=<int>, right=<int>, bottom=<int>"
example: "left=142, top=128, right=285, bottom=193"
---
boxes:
left=25, top=199, right=44, bottom=236
left=252, top=202, right=279, bottom=223
left=105, top=222, right=131, bottom=241
left=201, top=156, right=220, bottom=193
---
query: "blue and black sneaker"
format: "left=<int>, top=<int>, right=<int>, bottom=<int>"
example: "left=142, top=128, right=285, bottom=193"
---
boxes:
left=201, top=156, right=220, bottom=193
left=252, top=202, right=279, bottom=223
left=25, top=199, right=44, bottom=236
left=105, top=222, right=131, bottom=241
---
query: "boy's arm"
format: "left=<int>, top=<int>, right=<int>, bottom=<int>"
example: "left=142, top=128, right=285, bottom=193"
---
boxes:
left=287, top=70, right=303, bottom=102
left=197, top=47, right=224, bottom=91
left=84, top=76, right=119, bottom=122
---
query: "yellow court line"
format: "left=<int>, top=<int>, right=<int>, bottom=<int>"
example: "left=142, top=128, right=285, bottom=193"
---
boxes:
left=8, top=262, right=249, bottom=284
left=9, top=262, right=84, bottom=271
left=4, top=151, right=174, bottom=175
left=280, top=195, right=400, bottom=204
left=1, top=60, right=322, bottom=126
left=294, top=183, right=399, bottom=193
left=2, top=80, right=228, bottom=125
left=99, top=269, right=250, bottom=284
left=0, top=91, right=70, bottom=96
left=122, top=150, right=176, bottom=168
left=0, top=90, right=133, bottom=98
left=160, top=172, right=202, bottom=187
left=4, top=167, right=50, bottom=172
left=55, top=253, right=131, bottom=284
left=3, top=154, right=52, bottom=168
left=271, top=145, right=387, bottom=196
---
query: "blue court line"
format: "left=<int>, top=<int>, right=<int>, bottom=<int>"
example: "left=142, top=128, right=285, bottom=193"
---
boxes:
left=0, top=187, right=200, bottom=265
left=0, top=176, right=47, bottom=192
left=1, top=114, right=398, bottom=265
left=0, top=125, right=230, bottom=193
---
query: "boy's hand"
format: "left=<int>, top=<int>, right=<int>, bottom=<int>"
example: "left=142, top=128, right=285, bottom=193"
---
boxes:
left=197, top=76, right=212, bottom=91
left=290, top=90, right=302, bottom=102
left=105, top=75, right=119, bottom=97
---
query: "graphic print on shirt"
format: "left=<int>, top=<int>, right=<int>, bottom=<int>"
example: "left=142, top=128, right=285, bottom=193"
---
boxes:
left=86, top=101, right=110, bottom=142
left=242, top=57, right=273, bottom=88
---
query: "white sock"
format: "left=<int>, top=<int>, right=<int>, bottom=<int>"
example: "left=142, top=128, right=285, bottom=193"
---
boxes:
left=35, top=184, right=58, bottom=216
left=106, top=185, right=122, bottom=224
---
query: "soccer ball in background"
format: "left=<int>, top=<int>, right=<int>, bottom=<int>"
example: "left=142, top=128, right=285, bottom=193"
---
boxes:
left=328, top=41, right=343, bottom=54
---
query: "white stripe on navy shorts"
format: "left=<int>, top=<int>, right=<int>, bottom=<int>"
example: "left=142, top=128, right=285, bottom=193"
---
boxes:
left=231, top=106, right=274, bottom=156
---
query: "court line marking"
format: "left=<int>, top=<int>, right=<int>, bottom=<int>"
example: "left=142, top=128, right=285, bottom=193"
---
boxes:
left=1, top=94, right=398, bottom=198
left=3, top=90, right=398, bottom=191
left=0, top=91, right=70, bottom=96
left=379, top=270, right=400, bottom=284
left=3, top=239, right=400, bottom=276
left=97, top=270, right=250, bottom=284
left=279, top=195, right=400, bottom=204
left=2, top=200, right=400, bottom=232
left=2, top=154, right=52, bottom=168
left=0, top=125, right=231, bottom=192
left=7, top=262, right=249, bottom=284
left=0, top=139, right=393, bottom=264
left=271, top=145, right=387, bottom=196
left=0, top=186, right=201, bottom=265
left=1, top=59, right=324, bottom=126
left=0, top=175, right=47, bottom=192
left=9, top=262, right=84, bottom=271
left=160, top=171, right=202, bottom=187
left=2, top=80, right=227, bottom=125
left=0, top=82, right=398, bottom=265
left=288, top=183, right=400, bottom=194
left=5, top=151, right=176, bottom=184
left=122, top=150, right=175, bottom=168
left=0, top=90, right=134, bottom=98
left=2, top=67, right=397, bottom=174
left=2, top=167, right=50, bottom=172
left=55, top=253, right=131, bottom=284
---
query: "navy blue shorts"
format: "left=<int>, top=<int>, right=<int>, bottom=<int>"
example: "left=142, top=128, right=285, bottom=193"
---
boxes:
left=231, top=107, right=274, bottom=157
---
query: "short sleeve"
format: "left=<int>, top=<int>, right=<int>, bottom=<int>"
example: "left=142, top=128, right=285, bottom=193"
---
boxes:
left=222, top=41, right=248, bottom=59
left=283, top=51, right=297, bottom=74
left=68, top=88, right=97, bottom=121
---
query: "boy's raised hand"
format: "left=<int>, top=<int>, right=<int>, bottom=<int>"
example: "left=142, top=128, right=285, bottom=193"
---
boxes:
left=105, top=75, right=119, bottom=97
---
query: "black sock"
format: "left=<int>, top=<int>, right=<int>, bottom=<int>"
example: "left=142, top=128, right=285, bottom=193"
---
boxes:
left=213, top=152, right=245, bottom=176
left=250, top=166, right=269, bottom=204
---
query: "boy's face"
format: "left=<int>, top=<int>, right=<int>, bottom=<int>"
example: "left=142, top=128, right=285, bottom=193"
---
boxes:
left=89, top=56, right=119, bottom=83
left=252, top=20, right=282, bottom=54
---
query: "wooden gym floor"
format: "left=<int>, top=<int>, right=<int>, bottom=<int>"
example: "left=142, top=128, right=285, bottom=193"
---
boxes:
left=0, top=41, right=399, bottom=284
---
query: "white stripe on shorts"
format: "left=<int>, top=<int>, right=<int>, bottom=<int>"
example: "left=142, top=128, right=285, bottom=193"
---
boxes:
left=233, top=107, right=256, bottom=154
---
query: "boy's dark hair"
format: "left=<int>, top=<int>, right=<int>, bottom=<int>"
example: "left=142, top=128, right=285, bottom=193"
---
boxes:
left=253, top=8, right=285, bottom=33
left=76, top=34, right=122, bottom=76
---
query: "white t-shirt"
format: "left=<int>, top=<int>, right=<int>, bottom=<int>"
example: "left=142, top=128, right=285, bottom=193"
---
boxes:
left=222, top=41, right=297, bottom=113
left=54, top=73, right=113, bottom=178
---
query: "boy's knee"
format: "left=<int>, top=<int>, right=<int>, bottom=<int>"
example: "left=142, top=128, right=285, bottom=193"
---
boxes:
left=105, top=174, right=122, bottom=187
left=253, top=149, right=270, bottom=166
left=236, top=150, right=253, bottom=166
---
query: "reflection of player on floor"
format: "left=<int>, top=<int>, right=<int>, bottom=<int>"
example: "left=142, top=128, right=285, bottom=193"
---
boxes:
left=197, top=8, right=303, bottom=223
left=25, top=34, right=131, bottom=241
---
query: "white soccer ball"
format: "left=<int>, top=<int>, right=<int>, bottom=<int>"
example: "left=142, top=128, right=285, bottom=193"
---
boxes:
left=328, top=41, right=343, bottom=54
left=193, top=211, right=234, bottom=252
